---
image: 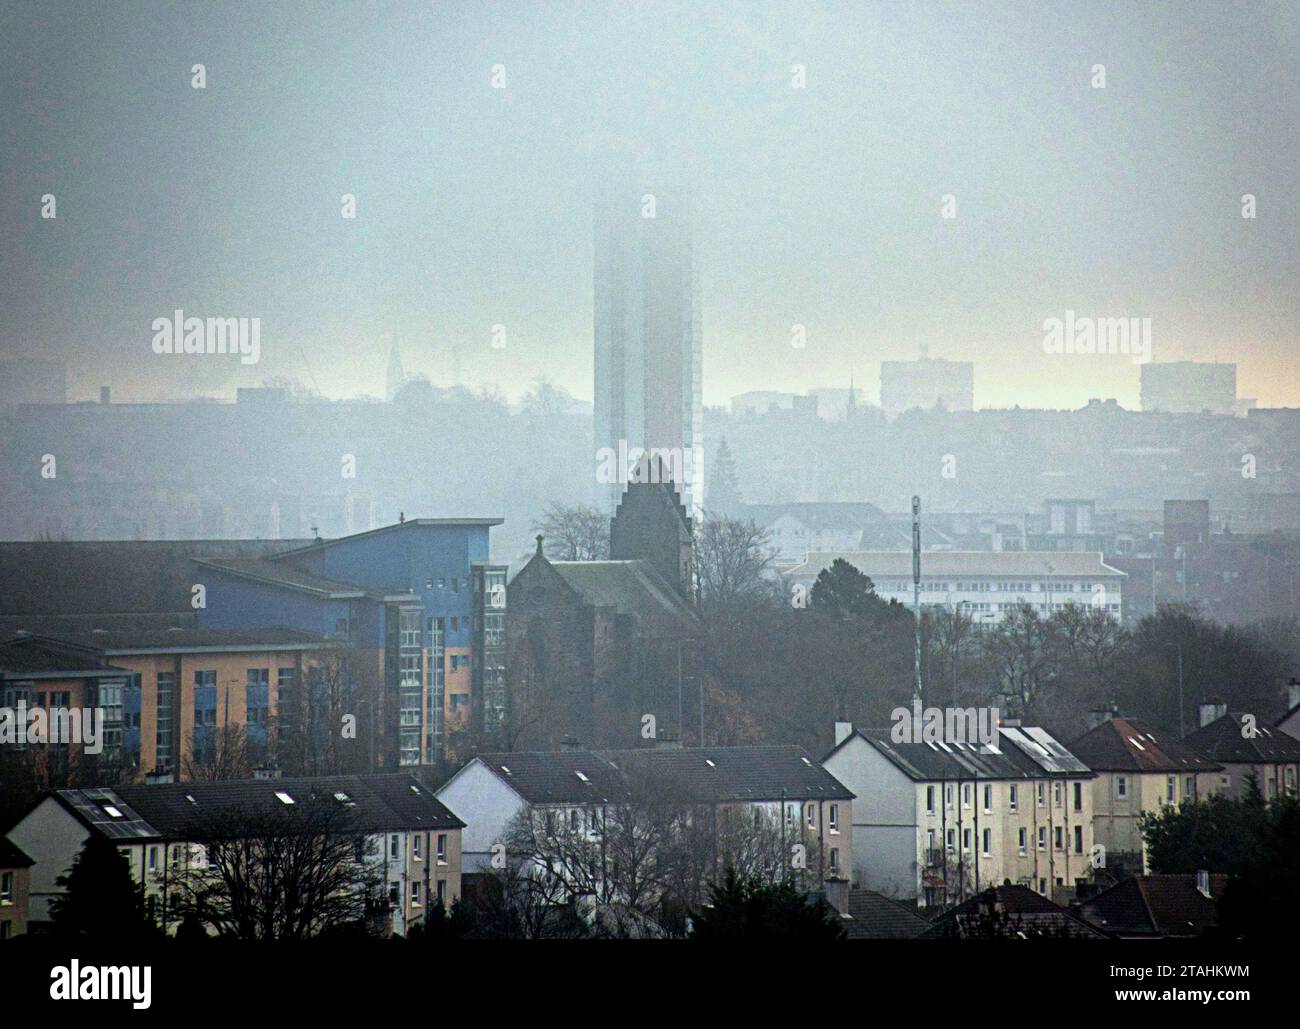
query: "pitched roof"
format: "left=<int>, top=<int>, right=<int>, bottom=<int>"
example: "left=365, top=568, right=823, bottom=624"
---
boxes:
left=1071, top=718, right=1223, bottom=773
left=52, top=775, right=463, bottom=840
left=471, top=745, right=854, bottom=805
left=271, top=518, right=502, bottom=560
left=1183, top=712, right=1300, bottom=764
left=1077, top=875, right=1227, bottom=938
left=0, top=539, right=306, bottom=618
left=843, top=890, right=930, bottom=939
left=831, top=725, right=1092, bottom=781
left=56, top=626, right=336, bottom=654
left=920, top=885, right=1108, bottom=939
left=602, top=746, right=854, bottom=803
left=0, top=836, right=35, bottom=868
left=195, top=558, right=412, bottom=600
left=472, top=751, right=633, bottom=805
left=0, top=633, right=130, bottom=677
left=548, top=560, right=697, bottom=624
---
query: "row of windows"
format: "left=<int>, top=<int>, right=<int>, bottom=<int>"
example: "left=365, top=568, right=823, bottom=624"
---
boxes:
left=932, top=823, right=1085, bottom=856
left=926, top=781, right=1084, bottom=814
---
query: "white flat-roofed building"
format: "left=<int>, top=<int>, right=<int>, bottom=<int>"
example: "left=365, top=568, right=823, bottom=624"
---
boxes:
left=786, top=551, right=1125, bottom=623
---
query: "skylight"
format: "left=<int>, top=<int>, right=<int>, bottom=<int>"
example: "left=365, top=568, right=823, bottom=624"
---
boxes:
left=275, top=791, right=295, bottom=805
left=800, top=756, right=812, bottom=766
left=500, top=765, right=512, bottom=776
left=334, top=792, right=351, bottom=803
left=704, top=759, right=716, bottom=767
left=1128, top=737, right=1146, bottom=751
left=575, top=770, right=590, bottom=783
left=102, top=804, right=124, bottom=819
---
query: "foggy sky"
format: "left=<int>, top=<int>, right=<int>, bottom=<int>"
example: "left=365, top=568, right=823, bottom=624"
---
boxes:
left=2, top=0, right=1297, bottom=410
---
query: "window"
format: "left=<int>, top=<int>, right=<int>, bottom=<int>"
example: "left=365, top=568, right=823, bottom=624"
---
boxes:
left=1073, top=825, right=1083, bottom=854
left=828, top=804, right=839, bottom=833
left=411, top=881, right=422, bottom=906
left=1053, top=782, right=1062, bottom=807
left=436, top=834, right=447, bottom=863
left=1072, top=782, right=1082, bottom=812
left=389, top=882, right=399, bottom=905
left=1009, top=784, right=1018, bottom=811
left=945, top=784, right=953, bottom=808
left=806, top=804, right=815, bottom=828
left=0, top=872, right=12, bottom=904
left=962, top=784, right=971, bottom=808
left=1018, top=828, right=1027, bottom=854
left=829, top=848, right=839, bottom=872
left=436, top=879, right=447, bottom=905
left=1116, top=776, right=1128, bottom=799
left=946, top=828, right=955, bottom=852
left=155, top=672, right=175, bottom=771
left=926, top=785, right=935, bottom=813
left=1037, top=827, right=1046, bottom=851
left=981, top=828, right=991, bottom=855
left=148, top=846, right=158, bottom=870
left=390, top=835, right=400, bottom=860
left=1054, top=826, right=1063, bottom=850
left=571, top=810, right=580, bottom=830
left=962, top=829, right=971, bottom=851
left=1166, top=776, right=1176, bottom=803
left=413, top=835, right=422, bottom=860
left=982, top=784, right=992, bottom=812
left=1186, top=776, right=1197, bottom=800
left=1036, top=782, right=1045, bottom=806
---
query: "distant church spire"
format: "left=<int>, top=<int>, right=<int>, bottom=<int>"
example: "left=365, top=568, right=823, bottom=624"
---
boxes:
left=386, top=340, right=406, bottom=401
left=847, top=371, right=857, bottom=418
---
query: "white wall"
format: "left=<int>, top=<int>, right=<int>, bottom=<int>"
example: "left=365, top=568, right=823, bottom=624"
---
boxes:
left=6, top=798, right=91, bottom=922
left=823, top=736, right=919, bottom=899
left=435, top=759, right=525, bottom=872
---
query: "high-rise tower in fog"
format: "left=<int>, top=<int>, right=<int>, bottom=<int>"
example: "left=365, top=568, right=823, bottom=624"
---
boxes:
left=594, top=183, right=703, bottom=518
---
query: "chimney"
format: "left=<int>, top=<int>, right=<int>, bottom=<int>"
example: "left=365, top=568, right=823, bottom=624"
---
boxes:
left=821, top=876, right=850, bottom=915
left=99, top=386, right=111, bottom=404
left=1195, top=869, right=1211, bottom=898
left=834, top=721, right=854, bottom=746
left=1198, top=701, right=1227, bottom=728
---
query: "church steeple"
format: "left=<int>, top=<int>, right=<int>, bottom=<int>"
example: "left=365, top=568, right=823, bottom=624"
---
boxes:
left=386, top=340, right=406, bottom=401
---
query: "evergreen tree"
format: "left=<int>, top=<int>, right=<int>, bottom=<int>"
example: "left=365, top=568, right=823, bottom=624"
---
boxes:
left=707, top=438, right=743, bottom=516
left=690, top=868, right=846, bottom=940
left=49, top=834, right=159, bottom=939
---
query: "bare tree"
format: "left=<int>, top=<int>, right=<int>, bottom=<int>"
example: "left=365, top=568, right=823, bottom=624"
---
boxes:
left=183, top=722, right=251, bottom=782
left=693, top=516, right=778, bottom=615
left=170, top=795, right=383, bottom=940
left=531, top=502, right=610, bottom=561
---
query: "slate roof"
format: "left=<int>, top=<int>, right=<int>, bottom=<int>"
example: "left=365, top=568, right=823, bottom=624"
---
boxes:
left=58, top=626, right=335, bottom=653
left=472, top=751, right=632, bottom=805
left=51, top=775, right=463, bottom=840
left=196, top=558, right=415, bottom=600
left=830, top=725, right=1093, bottom=781
left=1071, top=718, right=1223, bottom=773
left=0, top=539, right=306, bottom=617
left=1076, top=875, right=1227, bottom=938
left=0, top=836, right=35, bottom=869
left=549, top=560, right=697, bottom=624
left=920, top=885, right=1108, bottom=939
left=843, top=890, right=930, bottom=939
left=602, top=746, right=855, bottom=803
left=1183, top=711, right=1300, bottom=764
left=0, top=633, right=130, bottom=677
left=471, top=746, right=854, bottom=806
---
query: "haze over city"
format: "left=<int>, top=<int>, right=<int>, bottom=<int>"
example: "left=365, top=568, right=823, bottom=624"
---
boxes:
left=3, top=0, right=1298, bottom=409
